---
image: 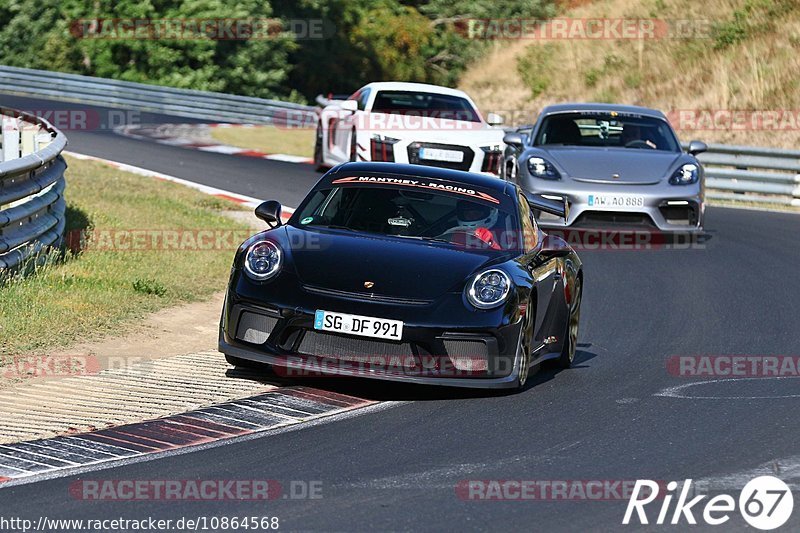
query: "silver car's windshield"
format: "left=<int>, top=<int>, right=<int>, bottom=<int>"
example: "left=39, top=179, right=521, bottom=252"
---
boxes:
left=534, top=112, right=680, bottom=152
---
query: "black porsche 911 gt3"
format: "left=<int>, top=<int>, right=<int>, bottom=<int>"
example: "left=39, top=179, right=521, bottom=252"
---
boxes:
left=219, top=162, right=583, bottom=389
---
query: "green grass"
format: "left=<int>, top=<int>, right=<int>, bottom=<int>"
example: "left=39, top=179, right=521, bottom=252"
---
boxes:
left=0, top=155, right=250, bottom=356
left=516, top=43, right=554, bottom=99
left=210, top=125, right=315, bottom=158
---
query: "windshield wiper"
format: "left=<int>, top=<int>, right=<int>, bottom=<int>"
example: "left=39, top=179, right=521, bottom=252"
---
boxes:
left=316, top=224, right=357, bottom=232
left=394, top=235, right=452, bottom=244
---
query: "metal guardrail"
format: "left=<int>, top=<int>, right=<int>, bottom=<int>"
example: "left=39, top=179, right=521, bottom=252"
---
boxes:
left=0, top=65, right=317, bottom=126
left=681, top=142, right=800, bottom=207
left=0, top=107, right=67, bottom=271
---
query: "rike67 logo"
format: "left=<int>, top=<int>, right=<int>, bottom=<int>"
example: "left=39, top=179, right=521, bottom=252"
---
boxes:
left=623, top=476, right=794, bottom=530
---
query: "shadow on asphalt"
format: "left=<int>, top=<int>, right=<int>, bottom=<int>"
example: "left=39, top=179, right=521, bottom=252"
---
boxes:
left=224, top=343, right=600, bottom=402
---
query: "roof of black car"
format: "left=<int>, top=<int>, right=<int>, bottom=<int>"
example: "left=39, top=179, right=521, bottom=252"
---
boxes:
left=326, top=162, right=515, bottom=194
left=540, top=103, right=667, bottom=119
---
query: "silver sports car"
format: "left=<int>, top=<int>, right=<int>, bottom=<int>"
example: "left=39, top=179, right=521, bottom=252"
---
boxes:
left=502, top=103, right=707, bottom=233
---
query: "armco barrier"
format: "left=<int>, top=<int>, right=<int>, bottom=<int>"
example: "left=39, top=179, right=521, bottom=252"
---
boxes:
left=1, top=68, right=797, bottom=208
left=0, top=65, right=316, bottom=126
left=685, top=143, right=800, bottom=207
left=0, top=107, right=67, bottom=271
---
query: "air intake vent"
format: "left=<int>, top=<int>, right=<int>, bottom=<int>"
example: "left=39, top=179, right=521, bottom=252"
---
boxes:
left=443, top=340, right=489, bottom=371
left=298, top=330, right=413, bottom=362
left=235, top=312, right=278, bottom=345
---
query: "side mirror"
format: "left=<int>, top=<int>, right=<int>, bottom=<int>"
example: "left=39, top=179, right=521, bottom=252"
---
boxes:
left=486, top=112, right=504, bottom=126
left=503, top=132, right=524, bottom=147
left=688, top=140, right=707, bottom=156
left=255, top=200, right=283, bottom=228
left=538, top=233, right=572, bottom=260
left=524, top=191, right=569, bottom=220
left=339, top=100, right=358, bottom=112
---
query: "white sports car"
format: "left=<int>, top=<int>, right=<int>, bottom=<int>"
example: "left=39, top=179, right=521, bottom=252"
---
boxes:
left=314, top=82, right=506, bottom=175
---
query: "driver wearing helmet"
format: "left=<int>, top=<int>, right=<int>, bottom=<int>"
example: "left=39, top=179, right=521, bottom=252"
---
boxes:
left=449, top=200, right=501, bottom=250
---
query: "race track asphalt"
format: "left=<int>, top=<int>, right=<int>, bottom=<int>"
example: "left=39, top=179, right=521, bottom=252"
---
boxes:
left=1, top=94, right=799, bottom=531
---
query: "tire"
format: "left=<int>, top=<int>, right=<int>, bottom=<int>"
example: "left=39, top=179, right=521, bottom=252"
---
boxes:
left=555, top=275, right=582, bottom=369
left=313, top=122, right=325, bottom=172
left=515, top=298, right=537, bottom=389
left=349, top=129, right=358, bottom=162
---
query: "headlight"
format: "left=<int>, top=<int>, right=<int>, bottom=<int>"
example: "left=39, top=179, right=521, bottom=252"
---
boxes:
left=669, top=163, right=699, bottom=185
left=527, top=157, right=561, bottom=180
left=244, top=241, right=282, bottom=280
left=467, top=269, right=512, bottom=309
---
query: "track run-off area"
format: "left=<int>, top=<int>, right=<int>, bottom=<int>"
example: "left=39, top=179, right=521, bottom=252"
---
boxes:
left=0, top=94, right=799, bottom=531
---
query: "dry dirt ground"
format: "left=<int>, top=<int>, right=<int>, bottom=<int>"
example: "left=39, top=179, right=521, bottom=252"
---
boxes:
left=0, top=211, right=275, bottom=443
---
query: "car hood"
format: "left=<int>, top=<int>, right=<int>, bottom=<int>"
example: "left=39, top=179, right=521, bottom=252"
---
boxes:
left=541, top=147, right=682, bottom=184
left=282, top=226, right=508, bottom=300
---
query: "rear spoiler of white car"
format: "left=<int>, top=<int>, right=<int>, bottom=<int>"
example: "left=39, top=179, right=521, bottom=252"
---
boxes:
left=315, top=94, right=351, bottom=107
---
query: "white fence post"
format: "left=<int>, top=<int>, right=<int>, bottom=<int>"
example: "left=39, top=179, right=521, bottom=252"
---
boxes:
left=20, top=120, right=37, bottom=156
left=1, top=115, right=21, bottom=161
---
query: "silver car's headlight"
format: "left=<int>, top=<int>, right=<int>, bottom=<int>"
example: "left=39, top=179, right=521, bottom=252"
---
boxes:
left=527, top=156, right=561, bottom=180
left=669, top=163, right=699, bottom=185
left=467, top=269, right=512, bottom=309
left=244, top=241, right=282, bottom=280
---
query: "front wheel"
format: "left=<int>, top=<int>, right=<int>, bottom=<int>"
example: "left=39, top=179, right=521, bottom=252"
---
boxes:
left=514, top=300, right=537, bottom=389
left=555, top=276, right=581, bottom=369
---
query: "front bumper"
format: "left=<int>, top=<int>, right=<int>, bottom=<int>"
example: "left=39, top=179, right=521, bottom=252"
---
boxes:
left=220, top=337, right=522, bottom=389
left=219, top=276, right=524, bottom=389
left=522, top=178, right=704, bottom=233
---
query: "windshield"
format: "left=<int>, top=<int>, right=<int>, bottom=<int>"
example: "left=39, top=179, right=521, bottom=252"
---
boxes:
left=371, top=90, right=481, bottom=122
left=292, top=182, right=517, bottom=251
left=534, top=112, right=680, bottom=152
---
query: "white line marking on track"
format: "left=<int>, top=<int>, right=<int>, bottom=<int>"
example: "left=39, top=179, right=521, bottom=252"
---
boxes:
left=196, top=145, right=249, bottom=154
left=655, top=376, right=800, bottom=399
left=264, top=154, right=314, bottom=163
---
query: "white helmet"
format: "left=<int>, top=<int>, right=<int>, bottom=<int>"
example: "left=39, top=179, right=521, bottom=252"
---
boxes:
left=457, top=200, right=498, bottom=229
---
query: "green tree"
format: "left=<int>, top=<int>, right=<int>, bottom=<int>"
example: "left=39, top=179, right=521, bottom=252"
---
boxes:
left=0, top=0, right=298, bottom=99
